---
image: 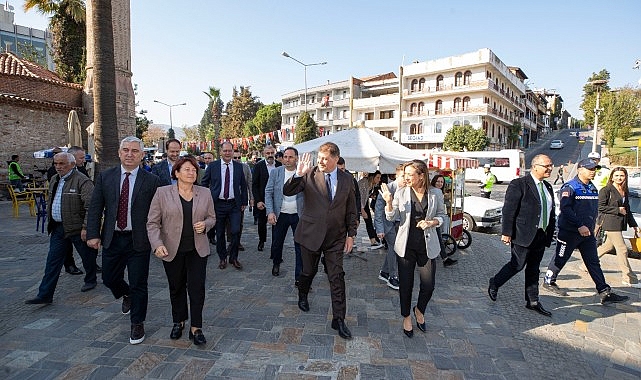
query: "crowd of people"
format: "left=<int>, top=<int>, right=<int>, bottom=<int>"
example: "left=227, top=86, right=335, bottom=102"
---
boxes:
left=18, top=138, right=638, bottom=347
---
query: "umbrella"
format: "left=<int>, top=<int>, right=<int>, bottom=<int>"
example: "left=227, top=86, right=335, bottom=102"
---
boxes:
left=292, top=128, right=420, bottom=173
left=67, top=110, right=82, bottom=148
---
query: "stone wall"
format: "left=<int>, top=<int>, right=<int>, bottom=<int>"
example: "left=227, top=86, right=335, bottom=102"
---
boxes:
left=0, top=76, right=82, bottom=108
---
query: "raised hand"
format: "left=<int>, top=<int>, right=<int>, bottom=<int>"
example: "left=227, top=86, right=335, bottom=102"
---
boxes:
left=380, top=182, right=393, bottom=203
left=297, top=152, right=313, bottom=176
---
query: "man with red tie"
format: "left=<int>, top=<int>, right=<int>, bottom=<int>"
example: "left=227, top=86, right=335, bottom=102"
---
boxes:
left=202, top=141, right=248, bottom=270
left=87, top=136, right=160, bottom=345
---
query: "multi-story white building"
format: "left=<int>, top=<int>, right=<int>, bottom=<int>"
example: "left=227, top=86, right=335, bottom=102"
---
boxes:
left=0, top=3, right=53, bottom=71
left=400, top=48, right=528, bottom=150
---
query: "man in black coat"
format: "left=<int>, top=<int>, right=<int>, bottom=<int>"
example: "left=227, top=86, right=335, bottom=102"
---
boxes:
left=151, top=138, right=181, bottom=186
left=488, top=154, right=556, bottom=317
left=251, top=144, right=281, bottom=251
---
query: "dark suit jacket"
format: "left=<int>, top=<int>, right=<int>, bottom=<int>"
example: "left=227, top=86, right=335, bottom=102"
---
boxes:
left=151, top=160, right=172, bottom=186
left=251, top=159, right=281, bottom=204
left=283, top=167, right=357, bottom=252
left=87, top=166, right=160, bottom=251
left=201, top=159, right=248, bottom=209
left=501, top=174, right=555, bottom=247
left=598, top=183, right=638, bottom=231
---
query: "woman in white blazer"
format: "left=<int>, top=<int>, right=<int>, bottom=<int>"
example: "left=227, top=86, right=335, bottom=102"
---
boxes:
left=382, top=160, right=447, bottom=338
left=147, top=156, right=216, bottom=345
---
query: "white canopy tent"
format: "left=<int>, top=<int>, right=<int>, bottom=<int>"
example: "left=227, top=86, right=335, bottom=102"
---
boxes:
left=291, top=128, right=421, bottom=173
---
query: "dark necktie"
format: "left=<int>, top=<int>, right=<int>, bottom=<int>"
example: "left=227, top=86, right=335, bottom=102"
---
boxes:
left=325, top=173, right=332, bottom=202
left=224, top=163, right=230, bottom=199
left=117, top=172, right=130, bottom=230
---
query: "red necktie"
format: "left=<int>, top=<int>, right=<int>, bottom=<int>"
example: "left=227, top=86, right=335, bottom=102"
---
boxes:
left=224, top=163, right=230, bottom=199
left=117, top=172, right=130, bottom=230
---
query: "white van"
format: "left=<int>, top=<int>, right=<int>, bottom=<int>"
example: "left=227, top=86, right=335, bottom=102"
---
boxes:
left=454, top=149, right=525, bottom=183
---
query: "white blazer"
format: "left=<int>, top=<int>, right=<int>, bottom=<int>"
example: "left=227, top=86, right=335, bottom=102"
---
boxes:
left=385, top=187, right=446, bottom=259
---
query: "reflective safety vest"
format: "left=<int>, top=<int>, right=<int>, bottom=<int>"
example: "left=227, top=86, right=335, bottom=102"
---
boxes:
left=480, top=171, right=496, bottom=192
left=8, top=161, right=24, bottom=181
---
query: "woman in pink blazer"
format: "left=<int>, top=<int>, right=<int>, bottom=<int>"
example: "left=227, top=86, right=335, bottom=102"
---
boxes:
left=147, top=156, right=216, bottom=345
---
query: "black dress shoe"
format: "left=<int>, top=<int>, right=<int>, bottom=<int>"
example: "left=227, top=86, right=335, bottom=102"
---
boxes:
left=189, top=329, right=207, bottom=345
left=298, top=292, right=310, bottom=312
left=25, top=297, right=52, bottom=305
left=488, top=277, right=498, bottom=301
left=238, top=244, right=245, bottom=251
left=81, top=282, right=97, bottom=292
left=272, top=264, right=280, bottom=276
left=65, top=265, right=83, bottom=275
left=443, top=258, right=458, bottom=267
left=170, top=322, right=184, bottom=339
left=413, top=307, right=426, bottom=332
left=526, top=302, right=552, bottom=317
left=257, top=242, right=264, bottom=251
left=218, top=259, right=227, bottom=270
left=331, top=318, right=352, bottom=339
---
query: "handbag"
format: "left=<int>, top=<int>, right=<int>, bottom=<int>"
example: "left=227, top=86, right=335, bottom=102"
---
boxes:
left=629, top=231, right=641, bottom=253
left=594, top=214, right=604, bottom=237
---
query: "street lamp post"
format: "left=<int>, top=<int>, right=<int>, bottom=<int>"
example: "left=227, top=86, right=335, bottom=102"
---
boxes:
left=589, top=79, right=607, bottom=153
left=282, top=52, right=326, bottom=112
left=154, top=100, right=187, bottom=138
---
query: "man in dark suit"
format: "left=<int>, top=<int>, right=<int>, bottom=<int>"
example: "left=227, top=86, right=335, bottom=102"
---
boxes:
left=283, top=142, right=358, bottom=340
left=202, top=141, right=248, bottom=270
left=87, top=136, right=160, bottom=345
left=252, top=144, right=281, bottom=251
left=151, top=138, right=181, bottom=186
left=488, top=154, right=556, bottom=317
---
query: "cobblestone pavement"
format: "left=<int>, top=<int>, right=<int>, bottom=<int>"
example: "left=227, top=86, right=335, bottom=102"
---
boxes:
left=1, top=201, right=640, bottom=380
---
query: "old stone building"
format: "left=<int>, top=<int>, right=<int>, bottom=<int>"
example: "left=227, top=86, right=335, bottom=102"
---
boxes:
left=0, top=51, right=83, bottom=180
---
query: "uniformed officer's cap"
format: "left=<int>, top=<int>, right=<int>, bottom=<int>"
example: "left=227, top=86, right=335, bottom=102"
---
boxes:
left=577, top=158, right=601, bottom=170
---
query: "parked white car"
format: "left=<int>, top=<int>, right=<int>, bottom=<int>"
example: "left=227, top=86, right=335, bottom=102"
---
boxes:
left=455, top=196, right=503, bottom=231
left=549, top=140, right=564, bottom=149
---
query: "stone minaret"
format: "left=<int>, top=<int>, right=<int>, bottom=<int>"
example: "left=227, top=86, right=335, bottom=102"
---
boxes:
left=83, top=0, right=135, bottom=138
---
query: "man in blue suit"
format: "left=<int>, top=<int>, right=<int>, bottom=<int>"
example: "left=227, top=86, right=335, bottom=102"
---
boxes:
left=87, top=136, right=160, bottom=344
left=151, top=138, right=181, bottom=186
left=202, top=141, right=248, bottom=270
left=265, top=147, right=304, bottom=279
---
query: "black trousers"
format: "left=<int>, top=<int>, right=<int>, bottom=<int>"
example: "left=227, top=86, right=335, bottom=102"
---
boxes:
left=162, top=249, right=208, bottom=328
left=298, top=245, right=346, bottom=320
left=493, top=229, right=546, bottom=303
left=256, top=207, right=269, bottom=243
left=363, top=206, right=377, bottom=240
left=397, top=250, right=436, bottom=318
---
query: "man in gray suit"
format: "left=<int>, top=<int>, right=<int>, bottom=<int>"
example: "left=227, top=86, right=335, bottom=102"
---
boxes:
left=87, top=136, right=160, bottom=344
left=284, top=142, right=358, bottom=340
left=265, top=147, right=304, bottom=279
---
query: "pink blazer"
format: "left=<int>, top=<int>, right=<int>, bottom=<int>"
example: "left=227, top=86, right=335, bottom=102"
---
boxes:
left=147, top=185, right=216, bottom=261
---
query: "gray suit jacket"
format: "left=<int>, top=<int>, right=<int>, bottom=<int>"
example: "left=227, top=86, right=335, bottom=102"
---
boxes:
left=87, top=166, right=160, bottom=251
left=386, top=186, right=446, bottom=259
left=375, top=180, right=399, bottom=234
left=265, top=166, right=304, bottom=217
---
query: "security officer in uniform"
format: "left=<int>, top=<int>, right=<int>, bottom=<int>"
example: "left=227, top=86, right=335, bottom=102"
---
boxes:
left=543, top=159, right=629, bottom=305
left=479, top=164, right=496, bottom=198
left=588, top=151, right=610, bottom=191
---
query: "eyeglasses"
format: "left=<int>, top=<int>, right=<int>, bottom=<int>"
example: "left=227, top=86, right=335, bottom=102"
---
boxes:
left=535, top=164, right=554, bottom=169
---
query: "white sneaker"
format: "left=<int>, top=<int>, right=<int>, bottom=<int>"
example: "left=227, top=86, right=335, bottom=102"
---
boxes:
left=622, top=281, right=641, bottom=288
left=370, top=243, right=384, bottom=250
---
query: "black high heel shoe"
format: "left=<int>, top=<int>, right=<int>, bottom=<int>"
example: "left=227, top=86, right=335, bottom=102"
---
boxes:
left=403, top=317, right=414, bottom=338
left=414, top=306, right=426, bottom=332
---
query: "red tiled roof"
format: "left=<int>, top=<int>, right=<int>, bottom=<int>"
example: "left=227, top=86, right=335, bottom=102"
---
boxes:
left=0, top=52, right=82, bottom=89
left=0, top=93, right=83, bottom=111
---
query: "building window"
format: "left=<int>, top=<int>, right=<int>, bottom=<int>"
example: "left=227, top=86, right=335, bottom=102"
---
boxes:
left=342, top=110, right=348, bottom=119
left=464, top=71, right=472, bottom=85
left=463, top=96, right=470, bottom=110
left=410, top=123, right=417, bottom=134
left=411, top=79, right=418, bottom=92
left=436, top=75, right=444, bottom=91
left=455, top=72, right=462, bottom=86
left=410, top=103, right=417, bottom=115
left=486, top=71, right=492, bottom=79
left=419, top=78, right=426, bottom=91
left=435, top=122, right=442, bottom=133
left=380, top=110, right=394, bottom=119
left=417, top=123, right=423, bottom=134
left=365, top=112, right=374, bottom=120
left=342, top=90, right=347, bottom=99
left=463, top=119, right=471, bottom=126
left=418, top=102, right=424, bottom=114
left=453, top=97, right=461, bottom=112
left=435, top=100, right=443, bottom=114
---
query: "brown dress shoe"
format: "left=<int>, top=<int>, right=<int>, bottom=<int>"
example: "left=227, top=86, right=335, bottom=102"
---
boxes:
left=231, top=260, right=243, bottom=270
left=218, top=259, right=227, bottom=270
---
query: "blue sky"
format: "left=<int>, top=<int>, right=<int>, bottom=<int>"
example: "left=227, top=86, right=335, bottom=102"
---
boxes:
left=14, top=0, right=641, bottom=129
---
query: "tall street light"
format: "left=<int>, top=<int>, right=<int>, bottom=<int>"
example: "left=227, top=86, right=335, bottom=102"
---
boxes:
left=154, top=100, right=187, bottom=138
left=282, top=52, right=326, bottom=112
left=589, top=79, right=607, bottom=153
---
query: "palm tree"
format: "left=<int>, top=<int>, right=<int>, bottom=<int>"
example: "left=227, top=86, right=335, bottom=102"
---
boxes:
left=90, top=0, right=118, bottom=172
left=203, top=86, right=223, bottom=157
left=24, top=0, right=85, bottom=22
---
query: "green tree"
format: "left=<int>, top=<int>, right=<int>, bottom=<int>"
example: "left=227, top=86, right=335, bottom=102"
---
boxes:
left=295, top=112, right=318, bottom=144
left=220, top=86, right=262, bottom=139
left=135, top=109, right=152, bottom=140
left=16, top=41, right=47, bottom=66
left=24, top=0, right=86, bottom=83
left=601, top=87, right=641, bottom=147
left=202, top=86, right=224, bottom=156
left=506, top=122, right=522, bottom=149
left=182, top=125, right=200, bottom=141
left=580, top=69, right=611, bottom=126
left=167, top=128, right=176, bottom=139
left=443, top=124, right=488, bottom=151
